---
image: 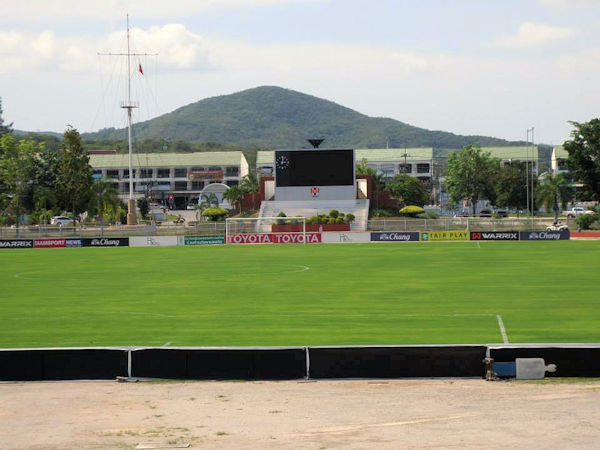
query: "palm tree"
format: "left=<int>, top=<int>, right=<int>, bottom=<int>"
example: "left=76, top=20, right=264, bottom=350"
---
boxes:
left=195, top=193, right=219, bottom=220
left=88, top=178, right=119, bottom=234
left=536, top=173, right=574, bottom=223
left=223, top=185, right=243, bottom=214
left=241, top=172, right=260, bottom=209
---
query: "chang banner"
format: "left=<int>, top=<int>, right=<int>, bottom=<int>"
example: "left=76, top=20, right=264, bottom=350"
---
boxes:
left=178, top=235, right=225, bottom=245
left=421, top=231, right=469, bottom=241
left=82, top=238, right=129, bottom=247
left=228, top=233, right=321, bottom=244
left=470, top=231, right=519, bottom=241
left=371, top=232, right=420, bottom=242
left=0, top=239, right=33, bottom=249
left=520, top=230, right=570, bottom=241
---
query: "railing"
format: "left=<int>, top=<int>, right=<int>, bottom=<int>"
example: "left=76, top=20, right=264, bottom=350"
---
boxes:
left=0, top=217, right=566, bottom=238
left=367, top=217, right=557, bottom=232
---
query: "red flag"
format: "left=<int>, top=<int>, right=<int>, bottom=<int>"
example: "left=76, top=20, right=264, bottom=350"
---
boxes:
left=138, top=63, right=144, bottom=75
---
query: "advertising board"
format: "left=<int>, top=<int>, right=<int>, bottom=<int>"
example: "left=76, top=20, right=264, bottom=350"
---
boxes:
left=178, top=235, right=224, bottom=245
left=370, top=232, right=420, bottom=242
left=519, top=230, right=570, bottom=241
left=82, top=238, right=129, bottom=247
left=33, top=238, right=66, bottom=248
left=129, top=236, right=178, bottom=247
left=228, top=233, right=321, bottom=244
left=470, top=231, right=519, bottom=241
left=321, top=232, right=370, bottom=243
left=0, top=239, right=33, bottom=249
left=421, top=231, right=469, bottom=241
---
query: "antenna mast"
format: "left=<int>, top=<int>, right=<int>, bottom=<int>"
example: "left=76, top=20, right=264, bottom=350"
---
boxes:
left=98, top=14, right=157, bottom=225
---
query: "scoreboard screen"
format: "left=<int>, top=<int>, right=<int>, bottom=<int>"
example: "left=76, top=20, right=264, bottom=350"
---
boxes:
left=275, top=149, right=354, bottom=187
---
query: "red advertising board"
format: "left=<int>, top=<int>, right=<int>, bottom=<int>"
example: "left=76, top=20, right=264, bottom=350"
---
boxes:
left=33, top=238, right=66, bottom=248
left=228, top=233, right=321, bottom=244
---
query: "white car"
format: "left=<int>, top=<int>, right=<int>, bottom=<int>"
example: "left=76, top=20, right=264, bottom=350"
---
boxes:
left=50, top=216, right=73, bottom=226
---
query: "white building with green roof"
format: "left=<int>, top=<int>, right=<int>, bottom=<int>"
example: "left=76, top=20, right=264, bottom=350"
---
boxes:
left=257, top=148, right=434, bottom=184
left=552, top=146, right=568, bottom=175
left=89, top=152, right=248, bottom=209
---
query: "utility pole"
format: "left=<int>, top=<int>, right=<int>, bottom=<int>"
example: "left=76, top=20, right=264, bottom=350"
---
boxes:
left=98, top=14, right=157, bottom=225
left=527, top=127, right=535, bottom=230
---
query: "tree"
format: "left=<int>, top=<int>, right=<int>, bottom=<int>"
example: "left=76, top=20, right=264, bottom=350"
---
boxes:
left=56, top=127, right=93, bottom=224
left=241, top=172, right=260, bottom=210
left=494, top=161, right=529, bottom=211
left=0, top=135, right=38, bottom=226
left=0, top=97, right=13, bottom=135
left=564, top=118, right=600, bottom=200
left=88, top=178, right=120, bottom=232
left=385, top=174, right=429, bottom=207
left=137, top=197, right=150, bottom=220
left=223, top=185, right=243, bottom=213
left=536, top=173, right=574, bottom=223
left=356, top=158, right=386, bottom=191
left=445, top=145, right=500, bottom=215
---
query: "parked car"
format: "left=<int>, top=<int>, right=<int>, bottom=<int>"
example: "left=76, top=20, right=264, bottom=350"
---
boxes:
left=479, top=209, right=493, bottom=218
left=563, top=206, right=594, bottom=218
left=50, top=216, right=73, bottom=226
left=186, top=202, right=197, bottom=210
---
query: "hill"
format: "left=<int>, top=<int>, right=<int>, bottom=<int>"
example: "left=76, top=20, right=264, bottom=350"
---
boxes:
left=83, top=86, right=522, bottom=149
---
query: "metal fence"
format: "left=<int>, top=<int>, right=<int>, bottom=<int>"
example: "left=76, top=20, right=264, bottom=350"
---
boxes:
left=0, top=217, right=565, bottom=238
left=367, top=217, right=556, bottom=232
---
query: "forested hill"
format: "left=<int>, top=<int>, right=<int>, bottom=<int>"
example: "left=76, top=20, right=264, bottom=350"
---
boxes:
left=84, top=86, right=521, bottom=149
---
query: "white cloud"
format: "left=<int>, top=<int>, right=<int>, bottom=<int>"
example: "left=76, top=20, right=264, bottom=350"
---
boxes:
left=494, top=22, right=576, bottom=48
left=541, top=0, right=600, bottom=7
left=1, top=0, right=317, bottom=23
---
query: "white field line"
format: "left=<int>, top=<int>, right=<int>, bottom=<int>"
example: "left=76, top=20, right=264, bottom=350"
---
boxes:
left=496, top=314, right=509, bottom=344
left=101, top=312, right=497, bottom=319
left=298, top=413, right=479, bottom=435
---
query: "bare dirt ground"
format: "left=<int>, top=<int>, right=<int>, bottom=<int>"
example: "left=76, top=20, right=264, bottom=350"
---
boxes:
left=1, top=378, right=599, bottom=449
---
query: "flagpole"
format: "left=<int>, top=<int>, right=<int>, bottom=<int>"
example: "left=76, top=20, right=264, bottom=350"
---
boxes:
left=98, top=14, right=157, bottom=225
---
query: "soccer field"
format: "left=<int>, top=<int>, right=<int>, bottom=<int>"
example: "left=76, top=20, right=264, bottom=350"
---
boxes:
left=1, top=241, right=599, bottom=348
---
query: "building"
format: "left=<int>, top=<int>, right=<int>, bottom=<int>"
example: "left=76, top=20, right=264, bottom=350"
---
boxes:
left=551, top=146, right=568, bottom=175
left=481, top=146, right=539, bottom=175
left=257, top=147, right=434, bottom=185
left=89, top=152, right=249, bottom=209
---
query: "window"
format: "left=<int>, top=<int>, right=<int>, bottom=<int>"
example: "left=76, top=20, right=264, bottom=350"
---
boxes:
left=190, top=167, right=205, bottom=172
left=399, top=164, right=411, bottom=174
left=226, top=180, right=239, bottom=187
left=208, top=166, right=221, bottom=171
left=174, top=168, right=187, bottom=178
left=225, top=166, right=239, bottom=177
left=557, top=160, right=567, bottom=171
left=417, top=163, right=430, bottom=174
left=157, top=168, right=170, bottom=178
left=191, top=181, right=204, bottom=190
left=123, top=169, right=136, bottom=179
left=139, top=169, right=152, bottom=178
left=106, top=169, right=119, bottom=179
left=174, top=181, right=188, bottom=191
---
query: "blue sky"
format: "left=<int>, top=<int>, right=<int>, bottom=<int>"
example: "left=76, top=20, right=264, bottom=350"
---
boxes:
left=1, top=0, right=599, bottom=145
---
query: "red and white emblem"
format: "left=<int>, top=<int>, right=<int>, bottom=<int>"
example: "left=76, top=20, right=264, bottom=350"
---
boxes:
left=310, top=187, right=320, bottom=197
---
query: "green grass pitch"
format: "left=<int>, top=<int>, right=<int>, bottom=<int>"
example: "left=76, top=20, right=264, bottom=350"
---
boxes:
left=1, top=241, right=599, bottom=348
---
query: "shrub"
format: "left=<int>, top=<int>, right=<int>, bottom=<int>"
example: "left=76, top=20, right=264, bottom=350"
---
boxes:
left=276, top=211, right=287, bottom=225
left=576, top=213, right=597, bottom=230
left=399, top=206, right=425, bottom=217
left=318, top=214, right=330, bottom=224
left=329, top=209, right=339, bottom=219
left=306, top=216, right=318, bottom=225
left=420, top=210, right=440, bottom=219
left=345, top=213, right=355, bottom=224
left=372, top=209, right=393, bottom=218
left=201, top=207, right=228, bottom=222
left=335, top=217, right=344, bottom=224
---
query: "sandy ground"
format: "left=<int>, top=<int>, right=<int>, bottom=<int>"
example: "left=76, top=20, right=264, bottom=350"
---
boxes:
left=1, top=379, right=600, bottom=449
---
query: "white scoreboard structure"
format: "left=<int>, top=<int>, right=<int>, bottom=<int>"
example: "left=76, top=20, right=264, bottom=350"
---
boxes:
left=274, top=148, right=356, bottom=201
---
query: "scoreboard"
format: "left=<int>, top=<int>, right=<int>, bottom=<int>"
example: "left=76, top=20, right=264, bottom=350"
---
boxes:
left=274, top=148, right=355, bottom=201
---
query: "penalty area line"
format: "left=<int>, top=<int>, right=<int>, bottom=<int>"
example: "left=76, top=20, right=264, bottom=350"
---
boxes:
left=496, top=314, right=509, bottom=344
